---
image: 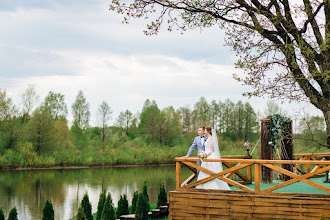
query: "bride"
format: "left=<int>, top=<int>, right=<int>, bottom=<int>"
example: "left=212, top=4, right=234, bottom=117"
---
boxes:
left=195, top=126, right=231, bottom=190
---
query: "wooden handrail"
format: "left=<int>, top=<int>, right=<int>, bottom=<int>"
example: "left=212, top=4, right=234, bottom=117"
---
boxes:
left=175, top=157, right=330, bottom=195
left=176, top=157, right=330, bottom=165
left=293, top=152, right=330, bottom=157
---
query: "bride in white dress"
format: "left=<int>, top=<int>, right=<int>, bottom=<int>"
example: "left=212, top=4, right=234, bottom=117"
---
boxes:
left=196, top=126, right=231, bottom=190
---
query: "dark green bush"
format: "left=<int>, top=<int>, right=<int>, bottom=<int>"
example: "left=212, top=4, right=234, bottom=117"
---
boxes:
left=42, top=200, right=54, bottom=220
left=116, top=194, right=129, bottom=218
left=157, top=183, right=167, bottom=207
left=7, top=207, right=18, bottom=220
left=96, top=190, right=106, bottom=220
left=75, top=206, right=86, bottom=220
left=81, top=193, right=93, bottom=220
left=0, top=207, right=4, bottom=220
left=131, top=191, right=139, bottom=214
left=135, top=193, right=149, bottom=220
left=101, top=193, right=115, bottom=220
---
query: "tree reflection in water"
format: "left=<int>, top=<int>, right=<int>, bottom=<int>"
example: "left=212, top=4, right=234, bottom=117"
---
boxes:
left=0, top=166, right=190, bottom=220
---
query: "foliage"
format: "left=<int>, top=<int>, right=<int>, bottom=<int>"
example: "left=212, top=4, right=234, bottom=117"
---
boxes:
left=81, top=193, right=93, bottom=220
left=42, top=200, right=54, bottom=220
left=97, top=101, right=112, bottom=144
left=21, top=84, right=39, bottom=116
left=135, top=193, right=149, bottom=220
left=117, top=110, right=134, bottom=135
left=116, top=194, right=129, bottom=218
left=42, top=91, right=68, bottom=120
left=71, top=90, right=90, bottom=142
left=268, top=114, right=291, bottom=150
left=142, top=181, right=149, bottom=203
left=157, top=183, right=167, bottom=207
left=96, top=190, right=107, bottom=220
left=0, top=207, right=4, bottom=220
left=101, top=193, right=116, bottom=220
left=7, top=207, right=17, bottom=220
left=131, top=191, right=139, bottom=214
left=75, top=206, right=86, bottom=220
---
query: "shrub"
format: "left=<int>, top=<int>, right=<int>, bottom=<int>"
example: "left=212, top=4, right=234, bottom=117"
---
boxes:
left=101, top=193, right=115, bottom=220
left=81, top=193, right=93, bottom=220
left=116, top=194, right=129, bottom=218
left=135, top=193, right=149, bottom=220
left=0, top=207, right=4, bottom=220
left=96, top=190, right=106, bottom=220
left=131, top=191, right=139, bottom=214
left=142, top=181, right=149, bottom=202
left=42, top=200, right=54, bottom=220
left=17, top=142, right=37, bottom=166
left=157, top=183, right=167, bottom=207
left=7, top=207, right=18, bottom=220
left=75, top=206, right=86, bottom=220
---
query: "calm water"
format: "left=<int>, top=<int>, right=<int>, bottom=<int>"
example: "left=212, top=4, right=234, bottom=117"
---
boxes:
left=0, top=166, right=191, bottom=220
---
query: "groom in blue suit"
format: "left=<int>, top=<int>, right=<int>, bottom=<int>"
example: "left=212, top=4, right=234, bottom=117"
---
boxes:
left=183, top=126, right=208, bottom=175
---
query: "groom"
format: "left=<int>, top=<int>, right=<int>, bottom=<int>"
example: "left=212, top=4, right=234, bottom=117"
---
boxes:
left=183, top=126, right=208, bottom=175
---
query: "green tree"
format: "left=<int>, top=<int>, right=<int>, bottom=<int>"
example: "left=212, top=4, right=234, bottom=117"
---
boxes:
left=131, top=191, right=139, bottom=214
left=71, top=90, right=90, bottom=140
left=101, top=194, right=116, bottom=220
left=21, top=84, right=39, bottom=117
left=28, top=108, right=55, bottom=154
left=177, top=105, right=192, bottom=133
left=81, top=193, right=93, bottom=220
left=209, top=100, right=219, bottom=131
left=116, top=195, right=129, bottom=219
left=135, top=193, right=149, bottom=220
left=110, top=0, right=330, bottom=147
left=264, top=101, right=287, bottom=118
left=96, top=190, right=107, bottom=220
left=97, top=101, right=112, bottom=144
left=0, top=207, right=4, bottom=220
left=192, top=97, right=209, bottom=127
left=159, top=106, right=182, bottom=145
left=7, top=207, right=17, bottom=220
left=116, top=110, right=133, bottom=135
left=142, top=181, right=149, bottom=203
left=157, top=183, right=167, bottom=208
left=42, top=91, right=68, bottom=120
left=139, top=99, right=161, bottom=143
left=42, top=200, right=54, bottom=220
left=75, top=206, right=86, bottom=220
left=243, top=102, right=259, bottom=141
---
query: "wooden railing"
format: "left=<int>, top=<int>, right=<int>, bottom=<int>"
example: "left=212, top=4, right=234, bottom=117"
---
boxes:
left=175, top=157, right=330, bottom=195
left=293, top=152, right=330, bottom=174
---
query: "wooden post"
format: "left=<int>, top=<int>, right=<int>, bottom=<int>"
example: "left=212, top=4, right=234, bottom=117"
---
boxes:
left=260, top=118, right=272, bottom=183
left=281, top=121, right=293, bottom=181
left=255, top=163, right=260, bottom=192
left=176, top=161, right=181, bottom=191
left=248, top=164, right=252, bottom=183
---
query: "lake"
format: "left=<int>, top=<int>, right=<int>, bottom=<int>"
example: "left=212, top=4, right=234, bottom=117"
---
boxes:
left=0, top=165, right=190, bottom=220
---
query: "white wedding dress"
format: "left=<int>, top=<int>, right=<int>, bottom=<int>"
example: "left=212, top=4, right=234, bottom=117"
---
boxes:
left=196, top=130, right=231, bottom=190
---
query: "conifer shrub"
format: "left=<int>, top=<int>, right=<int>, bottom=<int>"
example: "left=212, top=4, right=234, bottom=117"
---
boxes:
left=135, top=193, right=149, bottom=220
left=75, top=206, right=86, bottom=220
left=0, top=207, right=4, bottom=220
left=116, top=194, right=129, bottom=218
left=96, top=190, right=106, bottom=220
left=157, top=183, right=167, bottom=207
left=7, top=207, right=18, bottom=220
left=131, top=191, right=139, bottom=214
left=42, top=200, right=54, bottom=220
left=81, top=193, right=93, bottom=220
left=142, top=181, right=149, bottom=202
left=100, top=193, right=115, bottom=220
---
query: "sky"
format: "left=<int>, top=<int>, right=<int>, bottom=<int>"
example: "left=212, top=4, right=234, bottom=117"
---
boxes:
left=0, top=0, right=322, bottom=126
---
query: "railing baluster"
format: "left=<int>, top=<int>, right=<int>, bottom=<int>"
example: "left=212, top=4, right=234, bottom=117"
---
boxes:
left=176, top=161, right=181, bottom=191
left=248, top=164, right=252, bottom=183
left=255, top=163, right=260, bottom=192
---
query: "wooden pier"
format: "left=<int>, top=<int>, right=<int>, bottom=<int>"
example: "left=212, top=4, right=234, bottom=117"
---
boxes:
left=169, top=154, right=330, bottom=219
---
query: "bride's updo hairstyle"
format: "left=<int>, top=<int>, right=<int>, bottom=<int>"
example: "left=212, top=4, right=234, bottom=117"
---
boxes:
left=205, top=126, right=212, bottom=135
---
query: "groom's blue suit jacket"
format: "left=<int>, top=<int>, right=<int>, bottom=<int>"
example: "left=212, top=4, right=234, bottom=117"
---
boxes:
left=186, top=135, right=208, bottom=157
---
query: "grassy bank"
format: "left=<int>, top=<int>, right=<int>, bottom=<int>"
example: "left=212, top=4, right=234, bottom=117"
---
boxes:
left=0, top=137, right=329, bottom=169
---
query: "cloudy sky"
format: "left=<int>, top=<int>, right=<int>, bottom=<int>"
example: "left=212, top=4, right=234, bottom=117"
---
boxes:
left=0, top=0, right=321, bottom=125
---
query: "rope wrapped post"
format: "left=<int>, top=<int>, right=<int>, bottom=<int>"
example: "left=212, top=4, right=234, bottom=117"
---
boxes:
left=280, top=121, right=293, bottom=181
left=260, top=117, right=273, bottom=183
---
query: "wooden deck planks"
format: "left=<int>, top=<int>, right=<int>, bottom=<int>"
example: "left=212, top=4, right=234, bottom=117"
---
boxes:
left=169, top=190, right=330, bottom=220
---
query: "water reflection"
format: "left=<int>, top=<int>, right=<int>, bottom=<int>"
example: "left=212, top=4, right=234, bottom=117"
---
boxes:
left=0, top=166, right=190, bottom=220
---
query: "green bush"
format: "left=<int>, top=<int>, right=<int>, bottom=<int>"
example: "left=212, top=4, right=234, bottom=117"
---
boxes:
left=42, top=200, right=54, bottom=220
left=101, top=194, right=115, bottom=220
left=116, top=194, right=129, bottom=218
left=7, top=207, right=18, bottom=220
left=81, top=193, right=93, bottom=220
left=142, top=181, right=150, bottom=211
left=75, top=206, right=86, bottom=220
left=17, top=142, right=37, bottom=166
left=131, top=191, right=139, bottom=214
left=157, top=183, right=167, bottom=207
left=0, top=207, right=4, bottom=220
left=135, top=193, right=149, bottom=220
left=96, top=190, right=106, bottom=220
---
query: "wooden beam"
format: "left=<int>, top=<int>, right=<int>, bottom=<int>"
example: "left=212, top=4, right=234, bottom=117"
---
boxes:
left=222, top=162, right=249, bottom=181
left=176, top=161, right=181, bottom=191
left=255, top=163, right=260, bottom=192
left=181, top=173, right=197, bottom=187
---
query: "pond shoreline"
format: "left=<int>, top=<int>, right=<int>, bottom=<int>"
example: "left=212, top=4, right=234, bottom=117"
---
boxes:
left=0, top=162, right=176, bottom=171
